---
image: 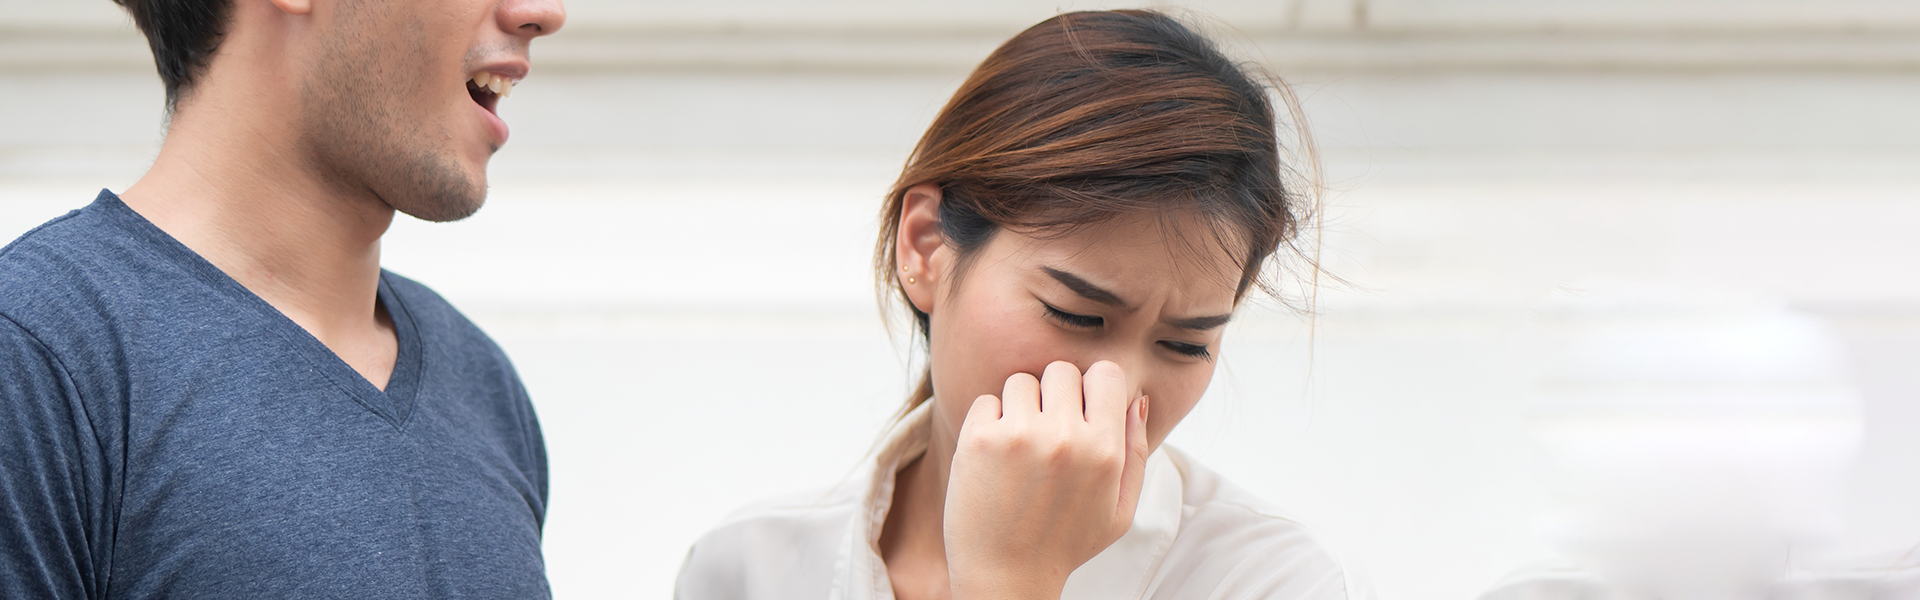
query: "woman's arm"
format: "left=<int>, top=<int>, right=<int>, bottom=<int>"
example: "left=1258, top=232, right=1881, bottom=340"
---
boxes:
left=942, top=360, right=1150, bottom=600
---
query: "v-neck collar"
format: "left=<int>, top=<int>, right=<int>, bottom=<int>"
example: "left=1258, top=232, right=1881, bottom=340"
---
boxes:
left=95, top=190, right=425, bottom=429
left=836, top=401, right=1186, bottom=600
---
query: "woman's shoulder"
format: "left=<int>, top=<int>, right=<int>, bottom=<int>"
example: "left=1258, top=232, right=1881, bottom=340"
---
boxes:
left=708, top=482, right=865, bottom=530
left=1163, top=446, right=1322, bottom=527
left=675, top=485, right=863, bottom=600
left=1155, top=447, right=1374, bottom=600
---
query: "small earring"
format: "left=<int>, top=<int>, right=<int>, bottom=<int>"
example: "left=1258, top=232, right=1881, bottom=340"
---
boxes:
left=907, top=277, right=917, bottom=284
left=901, top=265, right=910, bottom=273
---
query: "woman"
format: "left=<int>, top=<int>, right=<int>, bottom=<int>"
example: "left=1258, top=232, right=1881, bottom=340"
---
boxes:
left=678, top=10, right=1363, bottom=600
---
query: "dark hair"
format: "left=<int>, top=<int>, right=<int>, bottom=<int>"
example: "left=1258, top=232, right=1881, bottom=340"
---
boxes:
left=874, top=9, right=1319, bottom=410
left=112, top=0, right=233, bottom=111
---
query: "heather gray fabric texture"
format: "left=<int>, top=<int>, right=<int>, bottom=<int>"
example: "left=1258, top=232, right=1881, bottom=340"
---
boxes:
left=0, top=190, right=549, bottom=599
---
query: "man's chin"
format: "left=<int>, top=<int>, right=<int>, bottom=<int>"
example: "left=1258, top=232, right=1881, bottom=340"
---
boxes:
left=393, top=189, right=486, bottom=222
left=384, top=185, right=486, bottom=223
left=399, top=201, right=484, bottom=223
left=385, top=157, right=488, bottom=222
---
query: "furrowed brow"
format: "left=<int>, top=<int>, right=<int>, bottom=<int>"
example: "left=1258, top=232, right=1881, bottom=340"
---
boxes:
left=1041, top=266, right=1127, bottom=308
left=1167, top=313, right=1233, bottom=331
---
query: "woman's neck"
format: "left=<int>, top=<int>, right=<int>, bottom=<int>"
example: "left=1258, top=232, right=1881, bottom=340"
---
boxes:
left=879, top=425, right=960, bottom=600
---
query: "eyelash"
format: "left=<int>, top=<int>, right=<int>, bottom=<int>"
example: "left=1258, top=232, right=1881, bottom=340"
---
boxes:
left=1042, top=303, right=1214, bottom=361
left=1042, top=304, right=1104, bottom=329
left=1162, top=341, right=1213, bottom=361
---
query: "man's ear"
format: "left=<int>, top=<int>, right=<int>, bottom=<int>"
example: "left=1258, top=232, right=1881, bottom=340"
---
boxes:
left=268, top=0, right=312, bottom=16
left=897, top=183, right=948, bottom=315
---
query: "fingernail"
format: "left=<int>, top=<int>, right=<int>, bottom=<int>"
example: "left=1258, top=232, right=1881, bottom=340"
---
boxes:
left=1139, top=395, right=1150, bottom=421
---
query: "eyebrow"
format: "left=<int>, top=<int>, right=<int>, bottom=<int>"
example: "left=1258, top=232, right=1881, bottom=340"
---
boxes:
left=1042, top=266, right=1128, bottom=308
left=1041, top=266, right=1234, bottom=331
left=1168, top=313, right=1234, bottom=331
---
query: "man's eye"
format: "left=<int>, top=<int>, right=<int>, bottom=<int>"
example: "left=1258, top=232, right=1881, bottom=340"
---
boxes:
left=1161, top=341, right=1213, bottom=360
left=1043, top=304, right=1104, bottom=329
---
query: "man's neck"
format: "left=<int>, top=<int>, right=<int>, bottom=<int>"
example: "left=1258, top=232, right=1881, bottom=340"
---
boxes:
left=119, top=91, right=400, bottom=389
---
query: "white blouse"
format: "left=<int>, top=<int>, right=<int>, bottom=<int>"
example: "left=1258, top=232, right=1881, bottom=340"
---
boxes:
left=676, top=402, right=1371, bottom=600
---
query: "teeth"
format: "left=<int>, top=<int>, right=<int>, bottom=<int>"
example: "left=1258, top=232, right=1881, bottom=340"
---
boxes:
left=470, top=72, right=517, bottom=99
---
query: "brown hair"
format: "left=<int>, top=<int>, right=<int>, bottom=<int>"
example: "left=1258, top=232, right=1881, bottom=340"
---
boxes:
left=874, top=9, right=1318, bottom=410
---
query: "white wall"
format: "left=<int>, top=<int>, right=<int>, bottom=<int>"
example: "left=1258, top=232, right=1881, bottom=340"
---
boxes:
left=3, top=2, right=1918, bottom=599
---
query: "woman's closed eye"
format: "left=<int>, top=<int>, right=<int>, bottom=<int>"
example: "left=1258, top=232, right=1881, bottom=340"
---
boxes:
left=1045, top=302, right=1215, bottom=360
left=1160, top=340, right=1213, bottom=361
left=1042, top=303, right=1104, bottom=329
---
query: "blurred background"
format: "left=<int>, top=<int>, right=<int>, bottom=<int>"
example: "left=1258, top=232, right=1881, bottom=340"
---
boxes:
left=4, top=1, right=1919, bottom=598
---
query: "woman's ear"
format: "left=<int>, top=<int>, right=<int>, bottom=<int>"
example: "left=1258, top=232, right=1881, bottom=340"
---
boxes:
left=897, top=183, right=947, bottom=315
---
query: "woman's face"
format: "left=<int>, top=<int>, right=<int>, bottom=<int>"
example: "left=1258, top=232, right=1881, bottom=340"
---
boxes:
left=899, top=187, right=1245, bottom=457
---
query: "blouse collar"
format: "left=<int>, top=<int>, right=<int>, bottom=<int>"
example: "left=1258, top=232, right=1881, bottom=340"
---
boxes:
left=832, top=400, right=1186, bottom=600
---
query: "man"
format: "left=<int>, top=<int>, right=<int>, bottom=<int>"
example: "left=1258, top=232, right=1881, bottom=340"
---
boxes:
left=0, top=0, right=564, bottom=597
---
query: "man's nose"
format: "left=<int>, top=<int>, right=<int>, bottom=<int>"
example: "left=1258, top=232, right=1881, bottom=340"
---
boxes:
left=499, top=0, right=566, bottom=39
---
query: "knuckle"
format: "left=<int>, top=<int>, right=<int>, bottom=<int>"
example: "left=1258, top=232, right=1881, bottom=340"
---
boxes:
left=1042, top=436, right=1076, bottom=465
left=995, top=428, right=1031, bottom=452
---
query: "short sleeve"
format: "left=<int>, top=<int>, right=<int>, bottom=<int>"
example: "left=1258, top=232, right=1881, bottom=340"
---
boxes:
left=516, top=376, right=549, bottom=527
left=0, top=314, right=104, bottom=600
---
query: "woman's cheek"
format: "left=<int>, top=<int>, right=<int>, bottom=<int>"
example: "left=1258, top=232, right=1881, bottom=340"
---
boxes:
left=970, top=295, right=1060, bottom=364
left=929, top=299, right=1050, bottom=424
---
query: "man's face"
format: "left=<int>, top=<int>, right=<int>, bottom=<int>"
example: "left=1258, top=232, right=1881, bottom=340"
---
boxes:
left=299, top=0, right=564, bottom=222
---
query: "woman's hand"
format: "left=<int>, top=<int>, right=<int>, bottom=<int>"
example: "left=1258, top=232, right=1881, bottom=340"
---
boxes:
left=943, top=360, right=1151, bottom=600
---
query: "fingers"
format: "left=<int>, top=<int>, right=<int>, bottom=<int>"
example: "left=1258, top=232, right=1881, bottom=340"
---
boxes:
left=1114, top=395, right=1151, bottom=521
left=1000, top=372, right=1041, bottom=419
left=1080, top=361, right=1129, bottom=425
left=1038, top=361, right=1082, bottom=416
left=965, top=393, right=1004, bottom=427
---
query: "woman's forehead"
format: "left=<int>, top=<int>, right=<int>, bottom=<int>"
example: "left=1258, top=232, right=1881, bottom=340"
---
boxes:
left=998, top=216, right=1246, bottom=303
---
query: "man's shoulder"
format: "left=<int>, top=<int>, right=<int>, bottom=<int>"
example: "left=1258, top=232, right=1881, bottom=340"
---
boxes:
left=1, top=189, right=131, bottom=259
left=1, top=195, right=111, bottom=292
left=0, top=192, right=153, bottom=333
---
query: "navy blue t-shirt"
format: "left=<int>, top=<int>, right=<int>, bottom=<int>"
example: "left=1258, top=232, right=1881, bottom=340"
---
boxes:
left=0, top=191, right=549, bottom=598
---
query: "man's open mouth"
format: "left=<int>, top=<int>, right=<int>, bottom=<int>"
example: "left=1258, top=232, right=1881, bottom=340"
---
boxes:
left=468, top=72, right=515, bottom=114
